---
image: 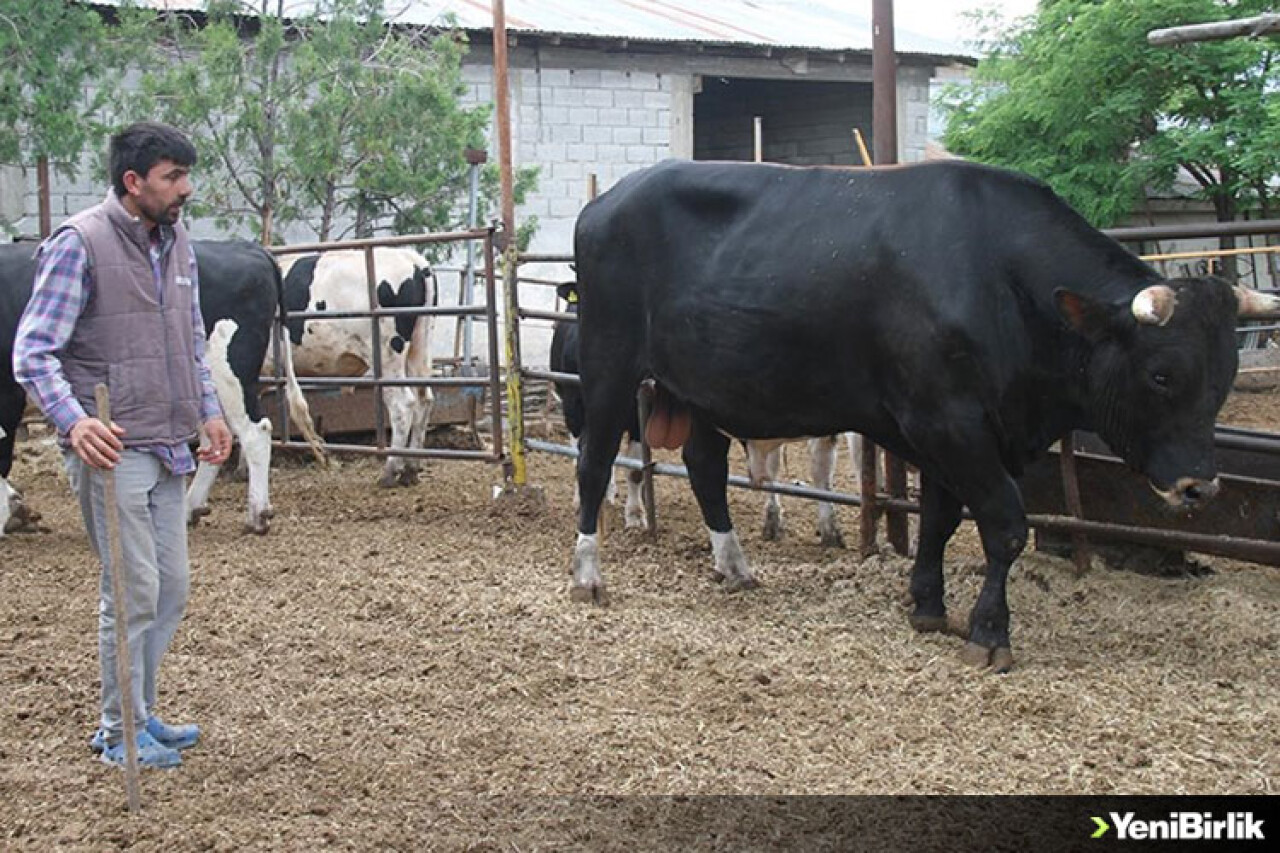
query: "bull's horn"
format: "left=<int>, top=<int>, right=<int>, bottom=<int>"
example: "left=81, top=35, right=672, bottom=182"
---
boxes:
left=1235, top=284, right=1280, bottom=317
left=1132, top=285, right=1177, bottom=326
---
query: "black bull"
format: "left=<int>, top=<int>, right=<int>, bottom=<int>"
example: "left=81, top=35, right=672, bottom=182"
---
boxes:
left=569, top=158, right=1279, bottom=670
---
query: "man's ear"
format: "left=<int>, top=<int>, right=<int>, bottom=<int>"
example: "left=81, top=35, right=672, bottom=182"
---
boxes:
left=121, top=170, right=144, bottom=197
left=1055, top=288, right=1123, bottom=343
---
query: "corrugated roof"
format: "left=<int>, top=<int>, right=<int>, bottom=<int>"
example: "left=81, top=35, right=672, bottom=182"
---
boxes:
left=104, top=1, right=968, bottom=58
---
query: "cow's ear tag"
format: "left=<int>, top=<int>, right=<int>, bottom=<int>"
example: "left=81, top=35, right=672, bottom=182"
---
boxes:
left=557, top=282, right=579, bottom=304
left=1055, top=289, right=1115, bottom=342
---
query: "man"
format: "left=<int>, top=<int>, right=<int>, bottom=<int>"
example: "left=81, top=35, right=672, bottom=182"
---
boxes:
left=13, top=122, right=233, bottom=769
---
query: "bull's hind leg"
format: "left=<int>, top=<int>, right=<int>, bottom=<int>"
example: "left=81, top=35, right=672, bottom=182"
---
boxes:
left=684, top=418, right=756, bottom=591
left=621, top=439, right=647, bottom=530
left=809, top=435, right=844, bottom=547
left=571, top=398, right=634, bottom=605
left=758, top=444, right=785, bottom=541
left=908, top=473, right=963, bottom=634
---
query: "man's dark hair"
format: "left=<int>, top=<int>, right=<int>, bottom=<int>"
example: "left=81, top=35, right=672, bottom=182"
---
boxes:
left=108, top=122, right=197, bottom=197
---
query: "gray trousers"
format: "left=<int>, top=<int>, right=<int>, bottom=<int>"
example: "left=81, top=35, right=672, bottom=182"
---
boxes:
left=66, top=450, right=190, bottom=741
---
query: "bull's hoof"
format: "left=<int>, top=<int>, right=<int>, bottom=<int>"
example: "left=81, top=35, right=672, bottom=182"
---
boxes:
left=762, top=514, right=783, bottom=541
left=397, top=467, right=420, bottom=487
left=243, top=520, right=270, bottom=535
left=909, top=612, right=949, bottom=634
left=960, top=642, right=1015, bottom=672
left=721, top=575, right=759, bottom=593
left=4, top=503, right=39, bottom=534
left=946, top=612, right=972, bottom=639
left=818, top=526, right=846, bottom=548
left=377, top=471, right=400, bottom=489
left=570, top=583, right=609, bottom=606
left=188, top=506, right=211, bottom=528
left=623, top=510, right=648, bottom=531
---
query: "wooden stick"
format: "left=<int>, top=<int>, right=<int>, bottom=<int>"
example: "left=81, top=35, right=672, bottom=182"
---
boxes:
left=853, top=128, right=873, bottom=167
left=95, top=383, right=141, bottom=811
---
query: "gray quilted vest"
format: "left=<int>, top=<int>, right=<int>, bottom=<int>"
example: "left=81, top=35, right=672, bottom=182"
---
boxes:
left=55, top=191, right=201, bottom=447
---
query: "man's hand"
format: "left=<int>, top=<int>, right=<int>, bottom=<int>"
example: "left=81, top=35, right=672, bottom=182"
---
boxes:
left=69, top=417, right=125, bottom=470
left=198, top=417, right=233, bottom=465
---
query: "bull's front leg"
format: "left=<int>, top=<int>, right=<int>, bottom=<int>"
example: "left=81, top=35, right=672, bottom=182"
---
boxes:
left=961, top=477, right=1025, bottom=673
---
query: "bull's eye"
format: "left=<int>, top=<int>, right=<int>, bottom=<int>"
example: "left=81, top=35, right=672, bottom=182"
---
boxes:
left=1152, top=372, right=1169, bottom=388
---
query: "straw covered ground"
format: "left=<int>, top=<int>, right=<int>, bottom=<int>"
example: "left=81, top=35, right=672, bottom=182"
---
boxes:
left=0, top=390, right=1277, bottom=850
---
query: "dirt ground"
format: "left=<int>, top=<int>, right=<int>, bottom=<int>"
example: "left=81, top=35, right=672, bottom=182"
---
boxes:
left=0, top=389, right=1277, bottom=850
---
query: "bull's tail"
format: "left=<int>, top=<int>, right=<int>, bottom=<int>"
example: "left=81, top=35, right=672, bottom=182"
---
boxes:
left=271, top=256, right=328, bottom=468
left=279, top=326, right=328, bottom=468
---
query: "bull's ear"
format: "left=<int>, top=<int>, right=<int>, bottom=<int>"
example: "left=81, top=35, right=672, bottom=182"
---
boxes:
left=1055, top=289, right=1121, bottom=342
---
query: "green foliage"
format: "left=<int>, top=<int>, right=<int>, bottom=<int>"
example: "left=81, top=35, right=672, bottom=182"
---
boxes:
left=0, top=0, right=146, bottom=231
left=132, top=0, right=538, bottom=246
left=942, top=0, right=1279, bottom=227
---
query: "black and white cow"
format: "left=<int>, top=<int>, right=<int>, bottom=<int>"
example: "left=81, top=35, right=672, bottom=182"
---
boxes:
left=570, top=159, right=1280, bottom=670
left=187, top=239, right=324, bottom=533
left=0, top=243, right=38, bottom=536
left=550, top=282, right=859, bottom=543
left=0, top=239, right=322, bottom=537
left=273, top=248, right=435, bottom=488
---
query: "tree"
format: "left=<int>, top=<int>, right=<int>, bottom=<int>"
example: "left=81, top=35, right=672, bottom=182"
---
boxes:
left=132, top=0, right=536, bottom=247
left=943, top=0, right=1279, bottom=261
left=0, top=0, right=146, bottom=236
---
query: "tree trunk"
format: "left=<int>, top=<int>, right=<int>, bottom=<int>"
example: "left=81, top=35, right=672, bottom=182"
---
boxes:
left=1213, top=175, right=1238, bottom=282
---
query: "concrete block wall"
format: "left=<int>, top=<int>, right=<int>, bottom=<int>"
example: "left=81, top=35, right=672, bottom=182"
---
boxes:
left=456, top=57, right=679, bottom=367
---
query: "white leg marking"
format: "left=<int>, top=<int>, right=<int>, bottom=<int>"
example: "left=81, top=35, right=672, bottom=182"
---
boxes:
left=810, top=435, right=844, bottom=547
left=847, top=432, right=865, bottom=490
left=760, top=445, right=784, bottom=540
left=570, top=435, right=581, bottom=509
left=185, top=461, right=219, bottom=527
left=380, top=383, right=417, bottom=487
left=0, top=476, right=14, bottom=536
left=709, top=528, right=757, bottom=591
left=240, top=417, right=273, bottom=533
left=622, top=439, right=647, bottom=530
left=570, top=532, right=607, bottom=604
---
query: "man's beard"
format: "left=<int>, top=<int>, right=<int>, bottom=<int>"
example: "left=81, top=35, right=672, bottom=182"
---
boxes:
left=141, top=198, right=184, bottom=226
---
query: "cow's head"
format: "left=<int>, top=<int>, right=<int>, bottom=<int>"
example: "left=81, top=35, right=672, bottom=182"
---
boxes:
left=1056, top=277, right=1280, bottom=509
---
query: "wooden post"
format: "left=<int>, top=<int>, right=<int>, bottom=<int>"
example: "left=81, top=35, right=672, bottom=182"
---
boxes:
left=37, top=156, right=51, bottom=239
left=492, top=0, right=528, bottom=487
left=94, top=384, right=141, bottom=812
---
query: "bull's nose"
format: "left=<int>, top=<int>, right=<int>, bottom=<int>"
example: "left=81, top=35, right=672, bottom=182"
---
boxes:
left=1177, top=477, right=1220, bottom=507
